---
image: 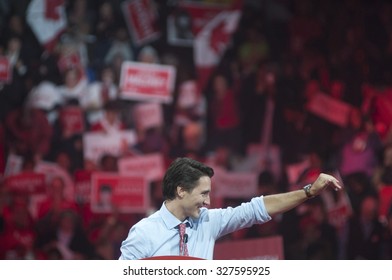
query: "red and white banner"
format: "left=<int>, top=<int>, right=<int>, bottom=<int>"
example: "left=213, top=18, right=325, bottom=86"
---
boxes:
left=133, top=102, right=163, bottom=131
left=0, top=56, right=12, bottom=83
left=59, top=106, right=85, bottom=137
left=90, top=172, right=149, bottom=213
left=83, top=130, right=137, bottom=164
left=122, top=0, right=160, bottom=46
left=118, top=153, right=165, bottom=182
left=4, top=171, right=48, bottom=219
left=194, top=9, right=241, bottom=90
left=214, top=235, right=284, bottom=260
left=212, top=168, right=258, bottom=199
left=307, top=92, right=354, bottom=127
left=119, top=61, right=176, bottom=103
left=5, top=172, right=46, bottom=195
left=35, top=161, right=75, bottom=202
left=26, top=0, right=67, bottom=52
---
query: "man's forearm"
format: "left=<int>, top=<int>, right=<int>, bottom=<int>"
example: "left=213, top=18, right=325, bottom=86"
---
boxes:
left=262, top=173, right=342, bottom=216
left=262, top=189, right=308, bottom=216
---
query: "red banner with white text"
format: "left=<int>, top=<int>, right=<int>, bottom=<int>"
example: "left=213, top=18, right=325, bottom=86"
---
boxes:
left=122, top=0, right=160, bottom=46
left=119, top=61, right=176, bottom=103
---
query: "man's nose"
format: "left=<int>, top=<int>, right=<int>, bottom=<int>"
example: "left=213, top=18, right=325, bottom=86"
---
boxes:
left=203, top=195, right=210, bottom=206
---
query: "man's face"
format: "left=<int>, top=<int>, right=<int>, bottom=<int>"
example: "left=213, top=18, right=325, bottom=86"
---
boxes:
left=180, top=176, right=211, bottom=219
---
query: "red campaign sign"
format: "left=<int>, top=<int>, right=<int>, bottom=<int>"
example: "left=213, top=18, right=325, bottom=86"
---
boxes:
left=119, top=61, right=176, bottom=103
left=74, top=169, right=92, bottom=204
left=122, top=0, right=159, bottom=46
left=118, top=153, right=165, bottom=182
left=59, top=106, right=85, bottom=136
left=5, top=172, right=46, bottom=194
left=214, top=235, right=284, bottom=260
left=90, top=172, right=150, bottom=213
left=0, top=56, right=12, bottom=83
left=306, top=92, right=354, bottom=127
left=133, top=102, right=163, bottom=131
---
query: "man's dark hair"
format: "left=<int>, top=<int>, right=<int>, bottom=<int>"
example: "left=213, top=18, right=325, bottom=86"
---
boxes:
left=163, top=157, right=214, bottom=200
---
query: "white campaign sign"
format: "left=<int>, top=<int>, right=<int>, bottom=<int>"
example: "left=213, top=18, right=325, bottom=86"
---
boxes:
left=83, top=130, right=137, bottom=163
left=119, top=61, right=176, bottom=103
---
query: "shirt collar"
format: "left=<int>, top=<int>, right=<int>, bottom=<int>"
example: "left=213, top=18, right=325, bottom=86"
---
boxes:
left=160, top=202, right=194, bottom=229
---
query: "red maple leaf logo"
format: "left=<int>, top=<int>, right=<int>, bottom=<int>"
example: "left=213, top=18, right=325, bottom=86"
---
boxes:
left=209, top=21, right=230, bottom=54
left=45, top=0, right=64, bottom=20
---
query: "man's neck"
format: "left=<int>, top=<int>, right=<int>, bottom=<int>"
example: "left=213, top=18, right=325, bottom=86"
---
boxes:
left=165, top=200, right=186, bottom=222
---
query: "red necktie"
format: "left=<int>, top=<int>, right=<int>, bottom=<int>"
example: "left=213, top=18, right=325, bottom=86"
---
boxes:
left=178, top=223, right=189, bottom=256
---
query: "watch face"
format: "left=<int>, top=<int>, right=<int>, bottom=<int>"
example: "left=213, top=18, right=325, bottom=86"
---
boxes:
left=304, top=185, right=312, bottom=197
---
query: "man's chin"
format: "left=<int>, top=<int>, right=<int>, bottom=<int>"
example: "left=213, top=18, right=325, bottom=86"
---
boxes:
left=190, top=208, right=201, bottom=219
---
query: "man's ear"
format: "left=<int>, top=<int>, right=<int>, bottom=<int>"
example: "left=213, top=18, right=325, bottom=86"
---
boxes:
left=176, top=185, right=186, bottom=198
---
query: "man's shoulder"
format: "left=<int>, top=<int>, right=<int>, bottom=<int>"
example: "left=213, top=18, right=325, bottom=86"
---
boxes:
left=132, top=211, right=163, bottom=230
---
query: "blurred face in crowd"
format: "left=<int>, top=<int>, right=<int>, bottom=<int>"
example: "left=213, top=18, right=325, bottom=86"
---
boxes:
left=99, top=187, right=113, bottom=207
left=49, top=177, right=65, bottom=199
left=56, top=152, right=71, bottom=172
left=99, top=2, right=113, bottom=20
left=101, top=68, right=114, bottom=85
left=7, top=37, right=21, bottom=53
left=212, top=75, right=227, bottom=99
left=183, top=122, right=203, bottom=151
left=360, top=196, right=378, bottom=221
left=64, top=69, right=80, bottom=88
left=9, top=15, right=24, bottom=35
left=105, top=109, right=120, bottom=125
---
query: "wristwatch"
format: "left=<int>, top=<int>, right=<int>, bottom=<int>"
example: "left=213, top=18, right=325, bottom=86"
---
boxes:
left=303, top=184, right=313, bottom=198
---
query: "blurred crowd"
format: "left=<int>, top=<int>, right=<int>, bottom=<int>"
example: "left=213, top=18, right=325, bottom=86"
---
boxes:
left=1, top=0, right=392, bottom=260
